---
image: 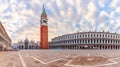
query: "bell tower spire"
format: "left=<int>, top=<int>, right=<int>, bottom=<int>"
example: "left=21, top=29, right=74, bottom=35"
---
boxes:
left=42, top=4, right=46, bottom=15
left=40, top=4, right=48, bottom=25
left=40, top=4, right=48, bottom=49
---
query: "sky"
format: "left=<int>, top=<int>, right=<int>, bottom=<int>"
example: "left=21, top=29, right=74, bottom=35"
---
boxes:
left=0, top=0, right=120, bottom=43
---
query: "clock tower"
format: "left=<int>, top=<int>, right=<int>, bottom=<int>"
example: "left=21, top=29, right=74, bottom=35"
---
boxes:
left=40, top=5, right=48, bottom=49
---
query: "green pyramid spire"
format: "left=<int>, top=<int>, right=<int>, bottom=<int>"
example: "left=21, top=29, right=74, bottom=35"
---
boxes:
left=42, top=4, right=46, bottom=14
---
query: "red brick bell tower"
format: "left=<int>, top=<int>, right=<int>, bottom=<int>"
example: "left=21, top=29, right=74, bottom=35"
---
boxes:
left=40, top=5, right=48, bottom=49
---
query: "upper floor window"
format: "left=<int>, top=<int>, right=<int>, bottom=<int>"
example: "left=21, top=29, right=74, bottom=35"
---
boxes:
left=113, top=35, right=115, bottom=38
left=80, top=35, right=81, bottom=37
left=105, top=34, right=107, bottom=37
left=83, top=34, right=84, bottom=38
left=77, top=35, right=79, bottom=38
left=94, top=34, right=95, bottom=37
left=75, top=35, right=76, bottom=38
left=85, top=34, right=87, bottom=37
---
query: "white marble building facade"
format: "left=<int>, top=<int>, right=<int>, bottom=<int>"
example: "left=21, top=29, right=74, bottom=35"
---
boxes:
left=12, top=38, right=40, bottom=49
left=0, top=21, right=11, bottom=50
left=50, top=31, right=120, bottom=49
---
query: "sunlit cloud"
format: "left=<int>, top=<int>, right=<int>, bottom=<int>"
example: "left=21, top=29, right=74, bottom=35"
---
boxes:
left=1, top=0, right=120, bottom=43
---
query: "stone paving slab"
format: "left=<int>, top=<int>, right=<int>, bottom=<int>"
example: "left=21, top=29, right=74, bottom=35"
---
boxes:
left=0, top=50, right=120, bottom=67
left=0, top=51, right=22, bottom=67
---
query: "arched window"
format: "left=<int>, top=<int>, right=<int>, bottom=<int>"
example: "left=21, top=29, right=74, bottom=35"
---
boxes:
left=91, top=40, right=93, bottom=43
left=85, top=40, right=87, bottom=43
left=108, top=40, right=109, bottom=44
left=105, top=40, right=107, bottom=43
left=91, top=34, right=92, bottom=37
left=105, top=34, right=107, bottom=37
left=75, top=35, right=76, bottom=38
left=88, top=40, right=90, bottom=43
left=82, top=40, right=84, bottom=43
left=113, top=40, right=115, bottom=43
left=111, top=40, right=112, bottom=43
left=97, top=39, right=98, bottom=43
left=85, top=34, right=87, bottom=37
left=103, top=40, right=104, bottom=43
left=77, top=35, right=79, bottom=38
left=75, top=40, right=77, bottom=44
left=83, top=34, right=84, bottom=38
left=94, top=34, right=95, bottom=37
left=81, top=34, right=82, bottom=38
left=94, top=39, right=95, bottom=43
left=113, top=35, right=115, bottom=38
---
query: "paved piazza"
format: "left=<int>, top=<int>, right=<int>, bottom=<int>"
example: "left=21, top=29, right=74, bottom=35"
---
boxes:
left=1, top=50, right=120, bottom=67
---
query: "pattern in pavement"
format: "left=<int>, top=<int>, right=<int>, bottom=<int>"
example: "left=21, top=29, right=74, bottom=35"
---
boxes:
left=1, top=50, right=120, bottom=67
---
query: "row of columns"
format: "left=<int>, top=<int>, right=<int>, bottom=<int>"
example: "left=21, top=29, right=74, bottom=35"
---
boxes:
left=50, top=45, right=120, bottom=49
left=17, top=45, right=40, bottom=49
left=54, top=34, right=120, bottom=41
left=52, top=39, right=120, bottom=45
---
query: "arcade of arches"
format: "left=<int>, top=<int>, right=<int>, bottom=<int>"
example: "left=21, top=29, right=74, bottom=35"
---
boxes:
left=50, top=45, right=120, bottom=49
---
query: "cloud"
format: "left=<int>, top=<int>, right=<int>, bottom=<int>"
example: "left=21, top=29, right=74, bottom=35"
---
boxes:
left=99, top=11, right=109, bottom=17
left=99, top=0, right=106, bottom=7
left=116, top=7, right=120, bottom=13
left=85, top=1, right=96, bottom=26
left=1, top=0, right=120, bottom=43
left=110, top=0, right=119, bottom=8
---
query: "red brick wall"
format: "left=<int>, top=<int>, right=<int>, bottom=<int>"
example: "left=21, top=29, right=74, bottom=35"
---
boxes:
left=40, top=25, right=48, bottom=49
